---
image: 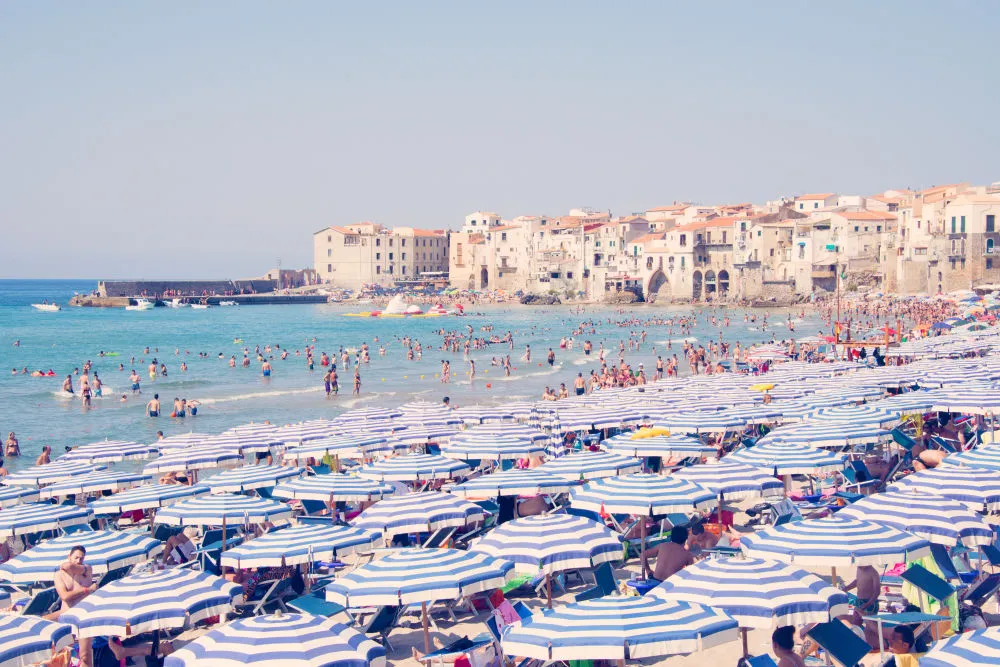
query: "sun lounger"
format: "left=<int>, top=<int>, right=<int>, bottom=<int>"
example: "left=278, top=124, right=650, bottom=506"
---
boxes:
left=97, top=565, right=132, bottom=588
left=416, top=635, right=496, bottom=666
left=420, top=527, right=457, bottom=548
left=17, top=586, right=60, bottom=616
left=901, top=564, right=956, bottom=604
left=358, top=605, right=403, bottom=652
left=804, top=619, right=872, bottom=667
left=738, top=657, right=778, bottom=667
left=574, top=562, right=617, bottom=602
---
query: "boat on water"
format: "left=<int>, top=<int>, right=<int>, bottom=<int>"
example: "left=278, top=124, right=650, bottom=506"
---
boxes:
left=125, top=298, right=154, bottom=311
left=164, top=298, right=188, bottom=308
left=219, top=300, right=238, bottom=307
left=31, top=302, right=60, bottom=312
left=191, top=303, right=210, bottom=310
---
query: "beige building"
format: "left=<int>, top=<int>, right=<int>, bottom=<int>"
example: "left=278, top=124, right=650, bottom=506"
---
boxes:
left=313, top=223, right=449, bottom=290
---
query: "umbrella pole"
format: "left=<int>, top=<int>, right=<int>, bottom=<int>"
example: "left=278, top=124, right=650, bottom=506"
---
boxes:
left=717, top=492, right=724, bottom=530
left=546, top=572, right=553, bottom=609
left=421, top=601, right=431, bottom=654
left=639, top=518, right=647, bottom=581
left=221, top=515, right=227, bottom=553
left=740, top=627, right=748, bottom=657
left=831, top=566, right=837, bottom=588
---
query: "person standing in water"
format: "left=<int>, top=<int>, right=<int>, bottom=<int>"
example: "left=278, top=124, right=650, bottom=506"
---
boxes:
left=262, top=359, right=272, bottom=377
left=146, top=394, right=160, bottom=417
left=352, top=368, right=361, bottom=395
left=62, top=375, right=74, bottom=395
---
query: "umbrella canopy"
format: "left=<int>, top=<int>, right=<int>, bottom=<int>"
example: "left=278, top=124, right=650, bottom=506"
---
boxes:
left=163, top=613, right=387, bottom=667
left=153, top=433, right=214, bottom=453
left=930, top=385, right=1000, bottom=414
left=0, top=530, right=162, bottom=583
left=448, top=469, right=572, bottom=498
left=153, top=493, right=294, bottom=527
left=60, top=440, right=158, bottom=464
left=201, top=464, right=305, bottom=493
left=652, top=413, right=747, bottom=434
left=803, top=405, right=899, bottom=428
left=649, top=557, right=849, bottom=629
left=601, top=434, right=716, bottom=459
left=283, top=435, right=393, bottom=462
left=351, top=492, right=483, bottom=538
left=272, top=475, right=394, bottom=502
left=335, top=407, right=402, bottom=423
left=500, top=596, right=738, bottom=661
left=208, top=434, right=279, bottom=456
left=440, top=433, right=545, bottom=461
left=938, top=447, right=1000, bottom=473
left=221, top=525, right=382, bottom=569
left=891, top=466, right=1000, bottom=511
left=672, top=462, right=785, bottom=501
left=471, top=514, right=621, bottom=574
left=453, top=405, right=520, bottom=425
left=758, top=422, right=890, bottom=449
left=920, top=626, right=1000, bottom=667
left=90, top=484, right=210, bottom=515
left=1, top=462, right=106, bottom=487
left=569, top=474, right=717, bottom=517
left=0, top=502, right=92, bottom=538
left=143, top=448, right=242, bottom=474
left=38, top=470, right=152, bottom=499
left=60, top=568, right=242, bottom=638
left=726, top=442, right=846, bottom=475
left=0, top=616, right=73, bottom=667
left=538, top=452, right=642, bottom=481
left=741, top=517, right=931, bottom=566
left=0, top=486, right=40, bottom=509
left=325, top=548, right=514, bottom=607
left=357, top=454, right=470, bottom=482
left=837, top=492, right=994, bottom=547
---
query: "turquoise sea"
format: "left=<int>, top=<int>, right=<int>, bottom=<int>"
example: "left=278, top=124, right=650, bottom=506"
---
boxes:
left=0, top=279, right=821, bottom=469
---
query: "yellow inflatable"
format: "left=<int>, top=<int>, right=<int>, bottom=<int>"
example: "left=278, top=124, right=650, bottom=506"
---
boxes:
left=750, top=383, right=775, bottom=392
left=630, top=427, right=670, bottom=440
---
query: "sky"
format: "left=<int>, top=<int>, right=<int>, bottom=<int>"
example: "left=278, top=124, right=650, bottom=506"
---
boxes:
left=1, top=2, right=998, bottom=279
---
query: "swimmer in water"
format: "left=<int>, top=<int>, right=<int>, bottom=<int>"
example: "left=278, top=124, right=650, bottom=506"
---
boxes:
left=146, top=393, right=160, bottom=417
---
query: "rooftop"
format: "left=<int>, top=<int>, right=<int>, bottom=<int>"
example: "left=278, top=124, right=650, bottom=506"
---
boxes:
left=796, top=193, right=836, bottom=201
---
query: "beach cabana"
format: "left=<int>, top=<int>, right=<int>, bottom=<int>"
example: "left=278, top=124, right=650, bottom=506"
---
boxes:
left=0, top=530, right=161, bottom=583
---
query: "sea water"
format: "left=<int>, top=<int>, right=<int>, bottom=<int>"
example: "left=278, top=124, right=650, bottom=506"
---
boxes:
left=0, top=279, right=823, bottom=468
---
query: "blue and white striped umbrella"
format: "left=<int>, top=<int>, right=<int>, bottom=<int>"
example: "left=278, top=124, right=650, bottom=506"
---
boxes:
left=60, top=440, right=158, bottom=464
left=351, top=492, right=483, bottom=538
left=272, top=474, right=394, bottom=502
left=838, top=492, right=994, bottom=547
left=163, top=613, right=387, bottom=667
left=153, top=493, right=294, bottom=527
left=357, top=454, right=470, bottom=482
left=282, top=435, right=393, bottom=462
left=206, top=434, right=277, bottom=456
left=335, top=406, right=403, bottom=422
left=463, top=423, right=550, bottom=443
left=501, top=596, right=738, bottom=661
left=273, top=420, right=338, bottom=445
left=538, top=452, right=642, bottom=481
left=1, top=462, right=106, bottom=487
left=60, top=568, right=242, bottom=638
left=890, top=466, right=1000, bottom=511
left=201, top=464, right=305, bottom=493
left=649, top=557, right=849, bottom=629
left=741, top=517, right=931, bottom=566
left=90, top=484, right=209, bottom=515
left=804, top=405, right=899, bottom=428
left=917, top=366, right=996, bottom=388
left=396, top=401, right=463, bottom=424
left=441, top=432, right=546, bottom=461
left=0, top=486, right=39, bottom=509
left=570, top=474, right=717, bottom=516
left=153, top=432, right=214, bottom=452
left=388, top=423, right=462, bottom=446
left=939, top=447, right=1000, bottom=474
left=873, top=391, right=937, bottom=415
left=652, top=413, right=748, bottom=434
left=930, top=384, right=1000, bottom=414
left=226, top=423, right=281, bottom=438
left=0, top=530, right=162, bottom=583
left=220, top=524, right=382, bottom=569
left=672, top=462, right=785, bottom=501
left=921, top=626, right=1000, bottom=667
left=448, top=469, right=572, bottom=498
left=758, top=422, right=891, bottom=449
left=601, top=434, right=715, bottom=459
left=38, top=470, right=152, bottom=499
left=771, top=398, right=856, bottom=422
left=0, top=616, right=73, bottom=667
left=471, top=514, right=621, bottom=575
left=549, top=409, right=626, bottom=432
left=0, top=502, right=93, bottom=538
left=454, top=405, right=518, bottom=424
left=727, top=442, right=846, bottom=475
left=143, top=448, right=243, bottom=474
left=325, top=548, right=514, bottom=607
left=723, top=406, right=785, bottom=425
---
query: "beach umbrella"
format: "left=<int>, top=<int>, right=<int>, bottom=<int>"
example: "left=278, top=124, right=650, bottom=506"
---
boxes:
left=334, top=406, right=402, bottom=423
left=837, top=492, right=994, bottom=547
left=153, top=432, right=214, bottom=452
left=890, top=466, right=1000, bottom=511
left=0, top=486, right=39, bottom=509
left=453, top=405, right=519, bottom=424
left=271, top=474, right=394, bottom=503
left=758, top=422, right=890, bottom=449
left=448, top=468, right=572, bottom=498
left=201, top=464, right=305, bottom=493
left=722, top=406, right=785, bottom=425
left=726, top=442, right=846, bottom=475
left=804, top=405, right=899, bottom=428
left=356, top=454, right=469, bottom=482
left=163, top=613, right=387, bottom=667
left=569, top=474, right=717, bottom=517
left=464, top=423, right=550, bottom=443
left=90, top=484, right=210, bottom=515
left=672, top=461, right=785, bottom=501
left=207, top=434, right=279, bottom=457
left=142, top=448, right=242, bottom=475
left=1, top=462, right=106, bottom=487
left=38, top=470, right=152, bottom=499
left=0, top=502, right=92, bottom=538
left=388, top=423, right=462, bottom=446
left=153, top=493, right=294, bottom=528
left=60, top=568, right=242, bottom=638
left=0, top=616, right=73, bottom=667
left=272, top=420, right=338, bottom=445
left=921, top=626, right=1000, bottom=666
left=500, top=596, right=738, bottom=661
left=397, top=400, right=461, bottom=422
left=440, top=432, right=546, bottom=461
left=60, top=439, right=158, bottom=464
left=917, top=367, right=996, bottom=388
left=538, top=452, right=642, bottom=481
left=930, top=384, right=1000, bottom=415
left=938, top=447, right=1000, bottom=473
left=601, top=434, right=715, bottom=459
left=0, top=530, right=162, bottom=583
left=326, top=549, right=514, bottom=652
left=220, top=524, right=382, bottom=569
left=652, top=413, right=747, bottom=434
left=351, top=491, right=483, bottom=538
left=282, top=435, right=393, bottom=462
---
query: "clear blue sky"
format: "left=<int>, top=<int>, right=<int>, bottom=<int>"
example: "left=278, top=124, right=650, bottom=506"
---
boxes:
left=2, top=1, right=997, bottom=279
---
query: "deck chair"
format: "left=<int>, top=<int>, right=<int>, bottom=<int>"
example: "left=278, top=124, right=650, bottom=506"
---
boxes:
left=737, top=657, right=778, bottom=667
left=308, top=464, right=332, bottom=475
left=930, top=435, right=960, bottom=453
left=928, top=544, right=961, bottom=582
left=415, top=635, right=496, bottom=666
left=285, top=576, right=347, bottom=617
left=62, top=523, right=94, bottom=535
left=297, top=515, right=334, bottom=526
left=961, top=573, right=1000, bottom=608
left=574, top=562, right=617, bottom=602
left=97, top=566, right=131, bottom=588
left=299, top=499, right=329, bottom=516
left=565, top=506, right=604, bottom=524
left=254, top=486, right=274, bottom=500
left=152, top=524, right=182, bottom=542
left=901, top=564, right=956, bottom=604
left=19, top=586, right=60, bottom=616
left=840, top=461, right=879, bottom=494
left=238, top=578, right=293, bottom=616
left=420, top=527, right=457, bottom=548
left=358, top=605, right=402, bottom=651
left=805, top=620, right=872, bottom=667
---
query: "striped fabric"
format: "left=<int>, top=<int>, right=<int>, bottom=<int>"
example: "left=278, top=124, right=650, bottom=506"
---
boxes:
left=804, top=405, right=899, bottom=427
left=891, top=466, right=1000, bottom=511
left=463, top=423, right=550, bottom=443
left=0, top=502, right=92, bottom=538
left=143, top=448, right=242, bottom=474
left=220, top=524, right=382, bottom=569
left=205, top=434, right=277, bottom=456
left=60, top=569, right=242, bottom=638
left=726, top=442, right=846, bottom=475
left=201, top=464, right=305, bottom=493
left=396, top=402, right=463, bottom=424
left=0, top=530, right=162, bottom=583
left=1, top=462, right=106, bottom=487
left=441, top=432, right=545, bottom=461
left=325, top=548, right=514, bottom=607
left=740, top=517, right=931, bottom=566
left=453, top=405, right=519, bottom=424
left=448, top=469, right=572, bottom=498
left=652, top=413, right=747, bottom=433
left=388, top=424, right=462, bottom=445
left=921, top=626, right=1000, bottom=667
left=0, top=616, right=73, bottom=667
left=282, top=435, right=393, bottom=461
left=672, top=462, right=785, bottom=501
left=569, top=474, right=717, bottom=516
left=837, top=492, right=994, bottom=547
left=538, top=452, right=642, bottom=481
left=163, top=613, right=387, bottom=667
left=649, top=557, right=850, bottom=628
left=471, top=514, right=621, bottom=574
left=153, top=493, right=294, bottom=527
left=601, top=434, right=715, bottom=459
left=351, top=492, right=483, bottom=538
left=61, top=440, right=158, bottom=464
left=500, top=596, right=738, bottom=661
left=272, top=474, right=394, bottom=502
left=90, top=484, right=210, bottom=514
left=335, top=407, right=402, bottom=422
left=758, top=422, right=890, bottom=449
left=938, top=447, right=1000, bottom=473
left=153, top=433, right=214, bottom=452
left=38, top=471, right=152, bottom=499
left=273, top=420, right=338, bottom=445
left=357, top=454, right=470, bottom=482
left=930, top=384, right=1000, bottom=414
left=0, top=486, right=40, bottom=509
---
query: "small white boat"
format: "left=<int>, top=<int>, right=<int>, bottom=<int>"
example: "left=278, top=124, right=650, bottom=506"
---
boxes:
left=191, top=304, right=210, bottom=310
left=164, top=298, right=188, bottom=308
left=31, top=302, right=60, bottom=312
left=219, top=300, right=238, bottom=307
left=125, top=298, right=154, bottom=311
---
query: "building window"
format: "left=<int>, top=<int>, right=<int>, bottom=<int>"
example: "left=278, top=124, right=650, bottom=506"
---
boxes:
left=679, top=234, right=686, bottom=247
left=327, top=264, right=332, bottom=272
left=854, top=226, right=860, bottom=232
left=799, top=203, right=804, bottom=210
left=402, top=266, right=407, bottom=274
left=722, top=231, right=727, bottom=243
left=989, top=239, right=996, bottom=254
left=376, top=238, right=380, bottom=247
left=376, top=252, right=380, bottom=260
left=389, top=265, right=393, bottom=274
left=402, top=253, right=406, bottom=260
left=344, top=235, right=360, bottom=246
left=401, top=239, right=406, bottom=247
left=951, top=216, right=956, bottom=233
left=814, top=202, right=819, bottom=209
left=566, top=271, right=574, bottom=279
left=961, top=216, right=966, bottom=233
left=376, top=266, right=381, bottom=274
left=757, top=230, right=762, bottom=237
left=389, top=253, right=393, bottom=260
left=769, top=249, right=774, bottom=257
left=877, top=226, right=882, bottom=232
left=680, top=256, right=685, bottom=269
left=740, top=222, right=746, bottom=232
left=989, top=258, right=994, bottom=270
left=501, top=232, right=507, bottom=241
left=389, top=238, right=393, bottom=247
left=327, top=235, right=331, bottom=242
left=327, top=249, right=331, bottom=257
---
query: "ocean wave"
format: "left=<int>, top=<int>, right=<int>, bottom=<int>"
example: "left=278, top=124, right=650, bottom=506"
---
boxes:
left=198, top=387, right=324, bottom=404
